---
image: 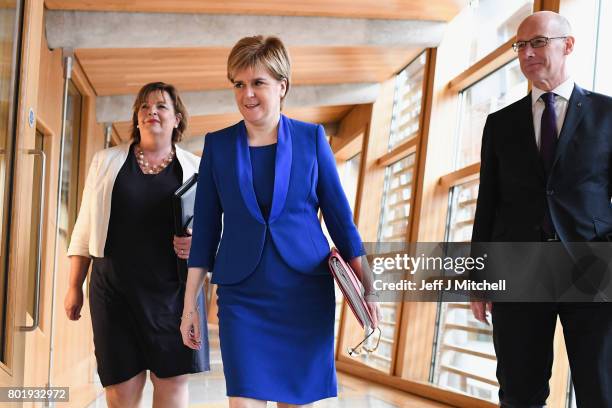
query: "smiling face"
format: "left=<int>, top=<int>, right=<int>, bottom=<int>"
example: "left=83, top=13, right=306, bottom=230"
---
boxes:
left=136, top=90, right=181, bottom=141
left=231, top=65, right=287, bottom=128
left=516, top=13, right=574, bottom=90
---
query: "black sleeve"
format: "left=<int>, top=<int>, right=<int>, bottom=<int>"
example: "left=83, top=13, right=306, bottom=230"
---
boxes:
left=472, top=115, right=498, bottom=243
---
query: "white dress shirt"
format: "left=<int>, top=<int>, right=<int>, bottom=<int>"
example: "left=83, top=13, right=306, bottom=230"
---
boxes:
left=531, top=77, right=574, bottom=149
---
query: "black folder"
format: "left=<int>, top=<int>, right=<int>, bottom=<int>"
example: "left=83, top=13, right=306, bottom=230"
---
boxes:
left=172, top=173, right=198, bottom=283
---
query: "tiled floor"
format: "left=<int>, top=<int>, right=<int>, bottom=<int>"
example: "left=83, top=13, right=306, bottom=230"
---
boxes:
left=87, top=326, right=450, bottom=408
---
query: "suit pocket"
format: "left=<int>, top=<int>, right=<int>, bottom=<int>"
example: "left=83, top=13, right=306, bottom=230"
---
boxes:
left=593, top=217, right=612, bottom=241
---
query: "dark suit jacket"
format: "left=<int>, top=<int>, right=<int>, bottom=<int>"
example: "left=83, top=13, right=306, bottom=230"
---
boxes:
left=472, top=84, right=612, bottom=243
left=188, top=114, right=365, bottom=284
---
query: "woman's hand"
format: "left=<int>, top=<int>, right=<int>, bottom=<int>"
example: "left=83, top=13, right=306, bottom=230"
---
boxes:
left=349, top=255, right=382, bottom=328
left=366, top=297, right=382, bottom=329
left=180, top=307, right=202, bottom=350
left=64, top=286, right=84, bottom=321
left=65, top=256, right=91, bottom=321
left=173, top=228, right=192, bottom=260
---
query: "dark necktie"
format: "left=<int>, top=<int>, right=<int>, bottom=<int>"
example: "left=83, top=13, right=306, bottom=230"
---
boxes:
left=540, top=92, right=558, bottom=236
left=540, top=92, right=558, bottom=173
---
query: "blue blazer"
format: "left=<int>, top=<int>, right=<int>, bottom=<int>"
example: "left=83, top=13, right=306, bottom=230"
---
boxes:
left=189, top=114, right=365, bottom=285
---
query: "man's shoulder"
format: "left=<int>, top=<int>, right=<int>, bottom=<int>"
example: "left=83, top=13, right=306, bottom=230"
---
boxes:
left=487, top=94, right=531, bottom=122
left=583, top=88, right=612, bottom=106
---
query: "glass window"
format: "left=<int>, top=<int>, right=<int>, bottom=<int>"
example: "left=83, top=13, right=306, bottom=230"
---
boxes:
left=59, top=81, right=82, bottom=246
left=0, top=0, right=22, bottom=363
left=432, top=178, right=498, bottom=403
left=594, top=0, right=612, bottom=95
left=377, top=154, right=415, bottom=242
left=354, top=301, right=397, bottom=373
left=355, top=153, right=416, bottom=372
left=561, top=0, right=599, bottom=90
left=388, top=53, right=426, bottom=149
left=337, top=153, right=361, bottom=213
left=433, top=302, right=498, bottom=402
left=466, top=0, right=534, bottom=65
left=322, top=153, right=361, bottom=245
left=454, top=59, right=527, bottom=170
left=446, top=178, right=479, bottom=242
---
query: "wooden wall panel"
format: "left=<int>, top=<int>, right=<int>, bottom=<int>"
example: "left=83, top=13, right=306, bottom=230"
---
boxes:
left=21, top=32, right=63, bottom=392
left=36, top=43, right=63, bottom=133
left=0, top=0, right=17, bottom=8
left=330, top=104, right=370, bottom=160
left=2, top=0, right=44, bottom=387
left=34, top=32, right=103, bottom=407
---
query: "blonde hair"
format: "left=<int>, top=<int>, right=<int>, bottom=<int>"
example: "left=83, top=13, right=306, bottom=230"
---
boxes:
left=227, top=36, right=291, bottom=104
left=131, top=82, right=188, bottom=143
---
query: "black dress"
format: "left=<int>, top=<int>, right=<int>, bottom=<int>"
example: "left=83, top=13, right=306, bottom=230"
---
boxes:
left=89, top=147, right=209, bottom=387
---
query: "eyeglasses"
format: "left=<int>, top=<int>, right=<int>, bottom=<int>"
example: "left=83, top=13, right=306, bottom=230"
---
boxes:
left=348, top=326, right=382, bottom=356
left=512, top=36, right=568, bottom=52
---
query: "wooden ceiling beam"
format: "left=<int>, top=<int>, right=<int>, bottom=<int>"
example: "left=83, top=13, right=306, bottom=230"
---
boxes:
left=45, top=0, right=467, bottom=21
left=76, top=46, right=422, bottom=96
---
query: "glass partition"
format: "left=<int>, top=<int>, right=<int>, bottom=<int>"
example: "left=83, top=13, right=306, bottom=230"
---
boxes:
left=454, top=59, right=527, bottom=170
left=0, top=0, right=22, bottom=363
left=466, top=0, right=533, bottom=65
left=432, top=178, right=498, bottom=402
left=388, top=53, right=426, bottom=149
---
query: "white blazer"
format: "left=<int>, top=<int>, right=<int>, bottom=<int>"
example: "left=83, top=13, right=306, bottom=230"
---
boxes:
left=67, top=142, right=201, bottom=258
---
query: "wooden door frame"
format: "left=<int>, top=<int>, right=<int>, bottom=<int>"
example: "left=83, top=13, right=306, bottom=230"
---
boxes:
left=0, top=0, right=44, bottom=388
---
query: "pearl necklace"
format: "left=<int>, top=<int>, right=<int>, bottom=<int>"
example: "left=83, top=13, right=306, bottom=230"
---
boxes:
left=135, top=145, right=175, bottom=174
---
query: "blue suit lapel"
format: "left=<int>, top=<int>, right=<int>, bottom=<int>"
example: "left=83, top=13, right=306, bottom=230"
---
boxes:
left=552, top=84, right=588, bottom=169
left=236, top=122, right=266, bottom=224
left=235, top=115, right=293, bottom=224
left=269, top=114, right=292, bottom=223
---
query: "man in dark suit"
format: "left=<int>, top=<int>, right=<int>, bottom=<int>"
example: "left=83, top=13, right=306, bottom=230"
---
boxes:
left=470, top=11, right=612, bottom=408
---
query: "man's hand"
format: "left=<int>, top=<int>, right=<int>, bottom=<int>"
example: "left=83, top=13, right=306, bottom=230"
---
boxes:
left=470, top=300, right=493, bottom=325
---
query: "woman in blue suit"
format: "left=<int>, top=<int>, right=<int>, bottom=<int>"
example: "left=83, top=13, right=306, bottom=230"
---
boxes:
left=180, top=36, right=379, bottom=408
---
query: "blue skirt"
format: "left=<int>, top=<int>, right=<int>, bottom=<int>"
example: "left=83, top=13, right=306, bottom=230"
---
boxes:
left=217, top=233, right=336, bottom=404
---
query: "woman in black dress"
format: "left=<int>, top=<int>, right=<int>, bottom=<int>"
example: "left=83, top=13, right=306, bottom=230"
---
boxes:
left=64, top=82, right=209, bottom=408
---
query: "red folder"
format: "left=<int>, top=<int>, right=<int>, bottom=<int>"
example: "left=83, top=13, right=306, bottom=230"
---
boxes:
left=328, top=248, right=381, bottom=355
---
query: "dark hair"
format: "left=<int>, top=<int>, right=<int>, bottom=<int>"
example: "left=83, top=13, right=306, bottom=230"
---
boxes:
left=130, top=82, right=188, bottom=143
